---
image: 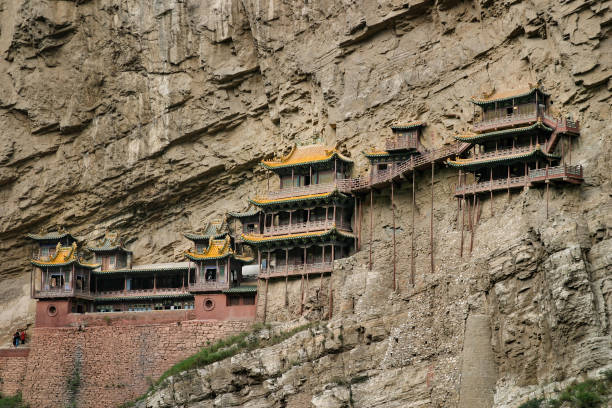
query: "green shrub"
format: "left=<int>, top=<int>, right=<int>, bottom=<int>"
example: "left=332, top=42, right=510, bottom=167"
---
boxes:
left=0, top=393, right=27, bottom=408
left=518, top=398, right=543, bottom=408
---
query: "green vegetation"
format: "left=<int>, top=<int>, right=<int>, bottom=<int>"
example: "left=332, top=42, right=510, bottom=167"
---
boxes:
left=518, top=370, right=612, bottom=408
left=0, top=393, right=27, bottom=408
left=119, top=322, right=315, bottom=408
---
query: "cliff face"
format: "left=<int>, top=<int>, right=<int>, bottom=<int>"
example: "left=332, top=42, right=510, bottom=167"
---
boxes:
left=0, top=0, right=611, bottom=405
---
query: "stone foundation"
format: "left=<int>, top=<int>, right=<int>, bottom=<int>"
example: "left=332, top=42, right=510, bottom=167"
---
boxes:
left=0, top=316, right=251, bottom=408
left=0, top=348, right=29, bottom=396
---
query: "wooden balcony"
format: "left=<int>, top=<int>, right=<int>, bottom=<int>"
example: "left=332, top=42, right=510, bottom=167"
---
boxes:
left=260, top=262, right=333, bottom=279
left=473, top=112, right=538, bottom=133
left=467, top=145, right=533, bottom=162
left=257, top=183, right=337, bottom=201
left=34, top=287, right=93, bottom=300
left=454, top=165, right=583, bottom=196
left=262, top=220, right=351, bottom=236
left=385, top=134, right=418, bottom=151
left=337, top=142, right=472, bottom=193
left=95, top=288, right=190, bottom=299
left=529, top=165, right=583, bottom=183
left=188, top=281, right=230, bottom=292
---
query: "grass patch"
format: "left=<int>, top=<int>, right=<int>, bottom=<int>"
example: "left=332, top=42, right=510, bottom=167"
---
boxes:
left=120, top=322, right=316, bottom=408
left=519, top=370, right=612, bottom=408
left=0, top=393, right=28, bottom=408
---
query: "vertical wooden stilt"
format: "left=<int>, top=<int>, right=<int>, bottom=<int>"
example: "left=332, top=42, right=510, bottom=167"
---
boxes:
left=354, top=196, right=358, bottom=251
left=507, top=166, right=510, bottom=199
left=546, top=164, right=550, bottom=219
left=263, top=277, right=269, bottom=323
left=430, top=162, right=434, bottom=274
left=411, top=170, right=415, bottom=286
left=358, top=196, right=363, bottom=251
left=490, top=168, right=493, bottom=215
left=369, top=189, right=373, bottom=271
left=391, top=182, right=396, bottom=291
left=300, top=247, right=306, bottom=315
left=284, top=248, right=289, bottom=307
left=328, top=245, right=334, bottom=319
left=460, top=196, right=465, bottom=257
left=319, top=246, right=325, bottom=297
left=470, top=194, right=476, bottom=254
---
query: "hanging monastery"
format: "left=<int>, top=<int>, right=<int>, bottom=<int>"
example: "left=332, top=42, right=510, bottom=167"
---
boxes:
left=26, top=85, right=583, bottom=326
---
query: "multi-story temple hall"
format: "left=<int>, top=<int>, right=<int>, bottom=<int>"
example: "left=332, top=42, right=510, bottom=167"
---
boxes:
left=28, top=228, right=257, bottom=326
left=449, top=86, right=583, bottom=199
left=233, top=144, right=356, bottom=316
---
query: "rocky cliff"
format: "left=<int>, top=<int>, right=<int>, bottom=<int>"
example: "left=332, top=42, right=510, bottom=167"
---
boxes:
left=0, top=0, right=610, bottom=406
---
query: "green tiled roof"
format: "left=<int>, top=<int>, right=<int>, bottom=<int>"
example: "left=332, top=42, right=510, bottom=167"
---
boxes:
left=94, top=293, right=194, bottom=302
left=455, top=122, right=553, bottom=143
left=228, top=209, right=261, bottom=218
left=184, top=220, right=227, bottom=241
left=241, top=227, right=355, bottom=249
left=223, top=286, right=257, bottom=294
left=390, top=122, right=424, bottom=131
left=471, top=87, right=549, bottom=106
left=27, top=231, right=77, bottom=242
left=87, top=239, right=132, bottom=253
left=446, top=148, right=560, bottom=170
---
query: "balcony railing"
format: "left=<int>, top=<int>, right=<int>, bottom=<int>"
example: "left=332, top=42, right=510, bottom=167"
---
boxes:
left=256, top=182, right=337, bottom=201
left=385, top=134, right=418, bottom=151
left=188, top=281, right=230, bottom=291
left=529, top=165, right=583, bottom=181
left=454, top=165, right=583, bottom=196
left=34, top=287, right=92, bottom=299
left=262, top=220, right=351, bottom=236
left=260, top=262, right=333, bottom=278
left=467, top=145, right=534, bottom=162
left=473, top=112, right=538, bottom=133
left=95, top=288, right=189, bottom=298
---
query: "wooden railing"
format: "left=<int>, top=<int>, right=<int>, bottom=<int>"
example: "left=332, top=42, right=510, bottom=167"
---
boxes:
left=454, top=165, right=583, bottom=196
left=34, top=287, right=93, bottom=299
left=263, top=220, right=351, bottom=236
left=474, top=112, right=538, bottom=132
left=529, top=165, right=583, bottom=181
left=385, top=134, right=418, bottom=151
left=188, top=281, right=230, bottom=291
left=261, top=262, right=333, bottom=278
left=468, top=145, right=534, bottom=161
left=337, top=142, right=471, bottom=192
left=257, top=183, right=336, bottom=201
left=96, top=288, right=189, bottom=298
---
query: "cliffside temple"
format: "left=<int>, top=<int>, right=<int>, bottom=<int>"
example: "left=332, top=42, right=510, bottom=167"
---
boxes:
left=0, top=6, right=607, bottom=401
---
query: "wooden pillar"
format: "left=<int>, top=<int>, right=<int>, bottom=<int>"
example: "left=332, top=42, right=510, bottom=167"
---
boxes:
left=266, top=251, right=271, bottom=277
left=430, top=162, right=434, bottom=274
left=354, top=196, right=358, bottom=251
left=490, top=167, right=493, bottom=214
left=319, top=246, right=325, bottom=297
left=284, top=248, right=289, bottom=307
left=333, top=204, right=336, bottom=224
left=391, top=182, right=396, bottom=292
left=334, top=158, right=337, bottom=181
left=153, top=273, right=156, bottom=292
left=470, top=194, right=476, bottom=254
left=460, top=196, right=465, bottom=257
left=507, top=165, right=510, bottom=199
left=569, top=136, right=572, bottom=165
left=561, top=134, right=565, bottom=165
left=328, top=244, right=334, bottom=319
left=358, top=196, right=363, bottom=250
left=369, top=189, right=373, bottom=271
left=263, top=277, right=269, bottom=323
left=300, top=247, right=306, bottom=315
left=124, top=274, right=127, bottom=294
left=257, top=250, right=261, bottom=276
left=411, top=170, right=415, bottom=286
left=291, top=168, right=294, bottom=189
left=546, top=164, right=549, bottom=219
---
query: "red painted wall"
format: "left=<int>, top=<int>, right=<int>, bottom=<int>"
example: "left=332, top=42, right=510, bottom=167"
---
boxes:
left=194, top=294, right=257, bottom=321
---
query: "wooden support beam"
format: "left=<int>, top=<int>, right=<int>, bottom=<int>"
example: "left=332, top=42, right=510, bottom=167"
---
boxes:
left=328, top=245, right=334, bottom=319
left=430, top=162, right=434, bottom=274
left=411, top=170, right=415, bottom=286
left=369, top=189, right=373, bottom=271
left=263, top=277, right=269, bottom=323
left=391, top=182, right=396, bottom=291
left=470, top=194, right=476, bottom=254
left=460, top=196, right=465, bottom=258
left=358, top=196, right=362, bottom=251
left=300, top=247, right=306, bottom=315
left=285, top=248, right=289, bottom=307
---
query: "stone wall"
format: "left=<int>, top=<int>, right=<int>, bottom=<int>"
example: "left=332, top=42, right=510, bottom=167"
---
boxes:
left=0, top=348, right=29, bottom=396
left=8, top=319, right=251, bottom=408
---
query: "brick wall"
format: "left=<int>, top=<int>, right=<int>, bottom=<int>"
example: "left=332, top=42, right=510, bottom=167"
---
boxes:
left=0, top=348, right=29, bottom=396
left=14, top=319, right=251, bottom=408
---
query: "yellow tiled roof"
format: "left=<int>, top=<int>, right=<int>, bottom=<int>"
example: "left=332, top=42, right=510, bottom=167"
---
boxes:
left=250, top=191, right=333, bottom=205
left=32, top=242, right=99, bottom=268
left=471, top=85, right=548, bottom=104
left=185, top=235, right=233, bottom=260
left=261, top=144, right=352, bottom=169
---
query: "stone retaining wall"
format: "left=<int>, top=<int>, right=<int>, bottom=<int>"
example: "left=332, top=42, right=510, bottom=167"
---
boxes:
left=0, top=348, right=29, bottom=396
left=0, top=318, right=251, bottom=408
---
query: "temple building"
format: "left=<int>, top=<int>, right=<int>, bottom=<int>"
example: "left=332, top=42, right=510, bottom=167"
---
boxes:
left=449, top=86, right=583, bottom=197
left=29, top=228, right=257, bottom=326
left=235, top=144, right=356, bottom=304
